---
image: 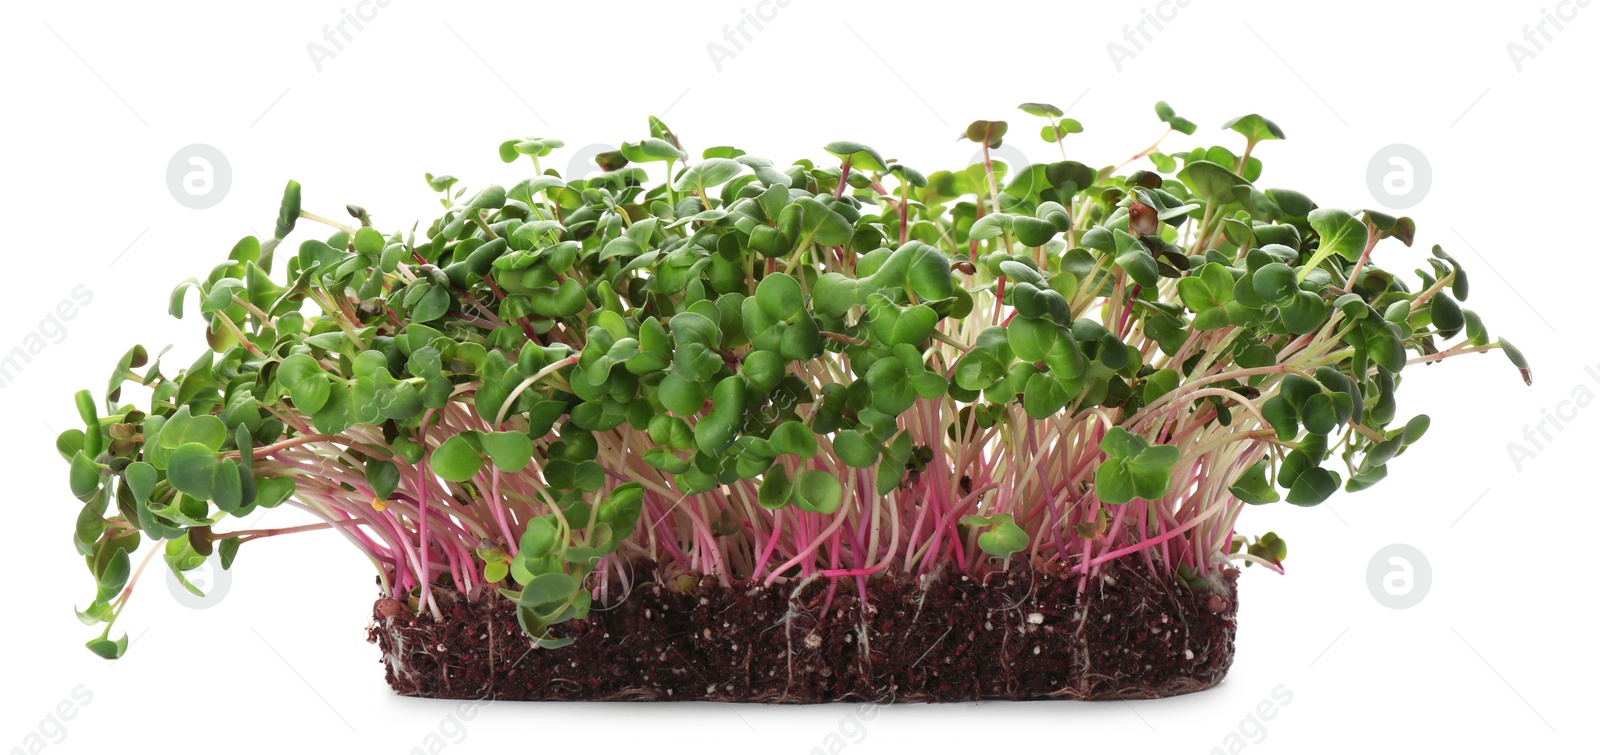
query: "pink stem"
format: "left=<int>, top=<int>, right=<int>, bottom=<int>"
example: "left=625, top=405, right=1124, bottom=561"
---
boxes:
left=417, top=410, right=436, bottom=615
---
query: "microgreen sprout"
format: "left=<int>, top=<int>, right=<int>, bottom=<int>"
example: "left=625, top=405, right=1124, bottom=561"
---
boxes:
left=60, top=102, right=1526, bottom=658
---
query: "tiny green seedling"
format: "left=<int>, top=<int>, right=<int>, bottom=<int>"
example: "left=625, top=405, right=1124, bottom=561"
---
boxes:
left=59, top=102, right=1526, bottom=658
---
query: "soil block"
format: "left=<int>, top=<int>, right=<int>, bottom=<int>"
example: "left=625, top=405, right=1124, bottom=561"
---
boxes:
left=369, top=560, right=1238, bottom=702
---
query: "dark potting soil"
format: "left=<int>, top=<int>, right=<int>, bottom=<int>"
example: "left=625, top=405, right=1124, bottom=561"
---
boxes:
left=368, top=560, right=1237, bottom=702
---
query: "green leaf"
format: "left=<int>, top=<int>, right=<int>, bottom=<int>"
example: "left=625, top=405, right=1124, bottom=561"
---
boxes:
left=1229, top=459, right=1280, bottom=504
left=905, top=249, right=955, bottom=301
left=865, top=357, right=918, bottom=416
left=619, top=138, right=685, bottom=164
left=1402, top=414, right=1430, bottom=445
left=1154, top=101, right=1198, bottom=134
left=1007, top=316, right=1059, bottom=363
left=311, top=381, right=353, bottom=434
left=1279, top=290, right=1329, bottom=334
left=882, top=304, right=938, bottom=347
left=1040, top=119, right=1083, bottom=143
left=278, top=354, right=331, bottom=413
left=1100, top=427, right=1148, bottom=459
left=670, top=311, right=723, bottom=382
left=1095, top=459, right=1136, bottom=505
left=572, top=460, right=606, bottom=492
left=1300, top=392, right=1338, bottom=435
left=795, top=470, right=843, bottom=515
left=832, top=430, right=879, bottom=468
left=1022, top=372, right=1070, bottom=419
left=353, top=227, right=385, bottom=256
left=484, top=561, right=508, bottom=583
left=964, top=514, right=1029, bottom=558
left=870, top=242, right=954, bottom=301
left=74, top=390, right=102, bottom=456
left=769, top=421, right=817, bottom=458
left=96, top=548, right=132, bottom=601
left=812, top=273, right=864, bottom=317
left=411, top=285, right=450, bottom=323
left=1285, top=467, right=1340, bottom=506
left=758, top=466, right=794, bottom=510
left=598, top=483, right=645, bottom=540
left=962, top=119, right=1008, bottom=148
left=158, top=408, right=229, bottom=452
left=1307, top=208, right=1368, bottom=262
left=1019, top=102, right=1063, bottom=118
left=366, top=459, right=400, bottom=500
left=520, top=572, right=579, bottom=610
left=1252, top=263, right=1299, bottom=305
left=1126, top=444, right=1179, bottom=499
left=273, top=179, right=302, bottom=241
left=1261, top=395, right=1299, bottom=441
left=466, top=185, right=506, bottom=212
left=1096, top=430, right=1178, bottom=503
left=658, top=372, right=708, bottom=417
left=693, top=375, right=748, bottom=457
left=1431, top=294, right=1464, bottom=337
left=1114, top=249, right=1160, bottom=288
left=211, top=458, right=243, bottom=512
left=823, top=141, right=888, bottom=172
left=169, top=279, right=199, bottom=319
left=755, top=273, right=804, bottom=319
left=255, top=477, right=297, bottom=508
left=219, top=537, right=242, bottom=569
left=1178, top=262, right=1236, bottom=313
left=1500, top=339, right=1532, bottom=385
left=1221, top=113, right=1286, bottom=143
left=1178, top=160, right=1248, bottom=204
left=1141, top=368, right=1180, bottom=405
left=741, top=350, right=786, bottom=393
left=969, top=214, right=1014, bottom=242
left=520, top=516, right=560, bottom=558
left=69, top=451, right=100, bottom=501
left=1013, top=217, right=1057, bottom=247
left=124, top=461, right=157, bottom=503
left=482, top=431, right=534, bottom=473
left=647, top=414, right=696, bottom=450
left=86, top=634, right=129, bottom=660
left=56, top=428, right=85, bottom=463
left=673, top=158, right=744, bottom=192
left=644, top=448, right=691, bottom=474
left=792, top=197, right=854, bottom=247
left=432, top=433, right=484, bottom=482
left=167, top=443, right=219, bottom=501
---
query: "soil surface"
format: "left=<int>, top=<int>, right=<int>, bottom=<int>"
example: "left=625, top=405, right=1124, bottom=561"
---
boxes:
left=368, top=560, right=1237, bottom=702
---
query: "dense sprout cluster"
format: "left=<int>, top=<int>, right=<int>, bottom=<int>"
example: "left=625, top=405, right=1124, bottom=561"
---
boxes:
left=60, top=103, right=1526, bottom=657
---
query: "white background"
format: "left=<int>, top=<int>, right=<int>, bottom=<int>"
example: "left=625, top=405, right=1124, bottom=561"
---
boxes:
left=1, top=1, right=1592, bottom=752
